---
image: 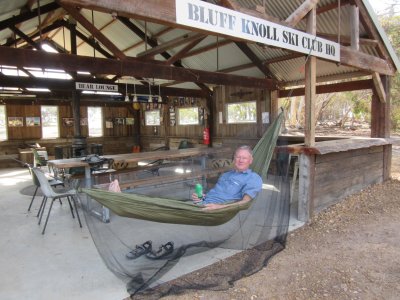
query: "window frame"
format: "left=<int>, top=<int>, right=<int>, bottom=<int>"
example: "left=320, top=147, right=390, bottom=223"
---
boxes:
left=41, top=105, right=60, bottom=139
left=177, top=107, right=200, bottom=126
left=87, top=106, right=103, bottom=137
left=0, top=105, right=7, bottom=141
left=145, top=109, right=161, bottom=126
left=226, top=100, right=257, bottom=124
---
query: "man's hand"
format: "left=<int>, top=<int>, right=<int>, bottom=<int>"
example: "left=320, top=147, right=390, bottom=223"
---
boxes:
left=202, top=203, right=227, bottom=210
left=191, top=192, right=205, bottom=203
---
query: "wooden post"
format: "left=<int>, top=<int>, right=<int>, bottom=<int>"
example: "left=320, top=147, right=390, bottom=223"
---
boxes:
left=304, top=8, right=316, bottom=147
left=371, top=75, right=392, bottom=181
left=371, top=75, right=391, bottom=138
left=298, top=154, right=315, bottom=222
left=270, top=90, right=279, bottom=121
left=350, top=5, right=360, bottom=51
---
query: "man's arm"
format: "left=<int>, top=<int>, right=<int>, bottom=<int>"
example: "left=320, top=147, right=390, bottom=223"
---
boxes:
left=202, top=194, right=253, bottom=211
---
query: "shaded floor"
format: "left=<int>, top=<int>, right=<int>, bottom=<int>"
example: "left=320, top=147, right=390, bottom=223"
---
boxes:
left=0, top=167, right=129, bottom=300
left=0, top=166, right=303, bottom=299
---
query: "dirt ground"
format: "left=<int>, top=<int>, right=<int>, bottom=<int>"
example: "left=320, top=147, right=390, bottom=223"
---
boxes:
left=161, top=128, right=400, bottom=300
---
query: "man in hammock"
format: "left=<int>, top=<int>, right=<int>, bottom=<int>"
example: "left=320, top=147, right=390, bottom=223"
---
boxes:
left=192, top=145, right=263, bottom=210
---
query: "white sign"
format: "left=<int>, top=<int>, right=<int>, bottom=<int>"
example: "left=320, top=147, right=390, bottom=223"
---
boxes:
left=75, top=82, right=118, bottom=92
left=176, top=0, right=340, bottom=62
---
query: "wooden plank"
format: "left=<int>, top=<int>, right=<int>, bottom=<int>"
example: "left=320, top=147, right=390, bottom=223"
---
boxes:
left=285, top=0, right=319, bottom=27
left=340, top=46, right=394, bottom=76
left=372, top=72, right=387, bottom=103
left=315, top=145, right=383, bottom=164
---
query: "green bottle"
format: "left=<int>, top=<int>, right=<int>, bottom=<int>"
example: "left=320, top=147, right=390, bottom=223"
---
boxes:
left=195, top=183, right=203, bottom=199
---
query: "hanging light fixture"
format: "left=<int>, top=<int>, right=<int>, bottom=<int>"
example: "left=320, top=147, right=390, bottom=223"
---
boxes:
left=124, top=82, right=129, bottom=102
left=157, top=84, right=162, bottom=103
left=132, top=83, right=138, bottom=103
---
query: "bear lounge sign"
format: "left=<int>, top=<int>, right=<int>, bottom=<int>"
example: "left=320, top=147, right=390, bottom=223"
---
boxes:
left=175, top=0, right=340, bottom=62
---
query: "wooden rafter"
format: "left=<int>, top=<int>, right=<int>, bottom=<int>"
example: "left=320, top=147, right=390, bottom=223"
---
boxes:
left=0, top=2, right=60, bottom=31
left=60, top=3, right=126, bottom=59
left=286, top=0, right=320, bottom=27
left=77, top=18, right=117, bottom=48
left=354, top=0, right=394, bottom=69
left=180, top=39, right=232, bottom=59
left=0, top=46, right=276, bottom=89
left=58, top=0, right=396, bottom=75
left=219, top=0, right=286, bottom=25
left=279, top=79, right=373, bottom=97
left=235, top=42, right=275, bottom=78
left=317, top=32, right=378, bottom=47
left=137, top=32, right=205, bottom=59
left=372, top=72, right=386, bottom=103
left=0, top=74, right=206, bottom=97
left=316, top=0, right=350, bottom=15
left=8, top=25, right=41, bottom=49
left=118, top=17, right=211, bottom=94
left=164, top=35, right=206, bottom=65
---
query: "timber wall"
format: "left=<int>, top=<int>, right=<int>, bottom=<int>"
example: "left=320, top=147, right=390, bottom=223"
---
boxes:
left=313, top=146, right=385, bottom=213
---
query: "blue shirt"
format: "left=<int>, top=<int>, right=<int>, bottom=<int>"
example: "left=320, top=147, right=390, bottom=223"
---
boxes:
left=202, top=169, right=262, bottom=204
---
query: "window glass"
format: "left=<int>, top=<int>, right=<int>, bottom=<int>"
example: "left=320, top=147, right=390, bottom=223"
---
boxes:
left=226, top=101, right=257, bottom=124
left=145, top=110, right=160, bottom=126
left=41, top=106, right=59, bottom=138
left=88, top=107, right=103, bottom=137
left=0, top=105, right=7, bottom=140
left=178, top=107, right=199, bottom=125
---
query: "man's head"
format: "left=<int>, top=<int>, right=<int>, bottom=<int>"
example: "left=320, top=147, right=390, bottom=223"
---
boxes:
left=233, top=145, right=253, bottom=172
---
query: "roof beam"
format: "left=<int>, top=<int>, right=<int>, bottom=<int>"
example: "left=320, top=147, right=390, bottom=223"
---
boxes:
left=278, top=79, right=373, bottom=97
left=0, top=46, right=276, bottom=89
left=316, top=0, right=350, bottom=15
left=372, top=72, right=386, bottom=103
left=118, top=17, right=212, bottom=94
left=234, top=42, right=275, bottom=78
left=58, top=0, right=395, bottom=75
left=164, top=35, right=206, bottom=65
left=180, top=39, right=232, bottom=59
left=137, top=32, right=205, bottom=59
left=8, top=25, right=41, bottom=50
left=0, top=2, right=60, bottom=31
left=286, top=0, right=320, bottom=27
left=60, top=3, right=127, bottom=59
left=0, top=74, right=206, bottom=97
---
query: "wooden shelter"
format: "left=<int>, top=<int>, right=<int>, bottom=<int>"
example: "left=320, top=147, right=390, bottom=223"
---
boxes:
left=0, top=0, right=398, bottom=221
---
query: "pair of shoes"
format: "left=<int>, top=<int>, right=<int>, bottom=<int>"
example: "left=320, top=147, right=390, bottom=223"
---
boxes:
left=145, top=241, right=174, bottom=260
left=126, top=240, right=152, bottom=259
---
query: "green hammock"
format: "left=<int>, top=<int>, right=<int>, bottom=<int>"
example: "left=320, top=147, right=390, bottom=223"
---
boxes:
left=83, top=111, right=284, bottom=226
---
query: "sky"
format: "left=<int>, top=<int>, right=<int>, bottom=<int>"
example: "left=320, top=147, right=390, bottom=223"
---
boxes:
left=368, top=0, right=399, bottom=15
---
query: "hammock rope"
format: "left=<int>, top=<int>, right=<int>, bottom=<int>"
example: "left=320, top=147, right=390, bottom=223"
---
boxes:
left=82, top=111, right=284, bottom=226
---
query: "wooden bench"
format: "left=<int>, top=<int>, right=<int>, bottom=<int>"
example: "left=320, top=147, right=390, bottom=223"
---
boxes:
left=93, top=166, right=230, bottom=191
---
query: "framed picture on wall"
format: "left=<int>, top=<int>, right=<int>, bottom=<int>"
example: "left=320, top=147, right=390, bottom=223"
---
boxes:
left=62, top=118, right=74, bottom=127
left=114, top=117, right=125, bottom=125
left=105, top=118, right=113, bottom=128
left=8, top=117, right=24, bottom=127
left=26, top=117, right=41, bottom=127
left=80, top=118, right=88, bottom=126
left=125, top=118, right=134, bottom=125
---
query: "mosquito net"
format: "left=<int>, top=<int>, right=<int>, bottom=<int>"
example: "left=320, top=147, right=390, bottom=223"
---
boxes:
left=79, top=112, right=291, bottom=298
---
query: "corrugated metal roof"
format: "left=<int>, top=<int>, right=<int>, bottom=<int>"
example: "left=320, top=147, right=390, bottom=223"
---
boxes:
left=0, top=0, right=397, bottom=91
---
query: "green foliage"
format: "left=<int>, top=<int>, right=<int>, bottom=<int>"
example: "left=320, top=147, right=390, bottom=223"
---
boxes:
left=380, top=14, right=400, bottom=131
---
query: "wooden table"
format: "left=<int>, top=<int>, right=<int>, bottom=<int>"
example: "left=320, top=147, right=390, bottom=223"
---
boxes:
left=48, top=147, right=232, bottom=222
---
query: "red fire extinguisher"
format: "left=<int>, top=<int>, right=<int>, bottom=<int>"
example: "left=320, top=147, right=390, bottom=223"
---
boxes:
left=203, top=127, right=210, bottom=145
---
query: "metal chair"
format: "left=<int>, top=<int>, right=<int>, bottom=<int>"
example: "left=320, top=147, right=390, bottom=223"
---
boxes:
left=27, top=164, right=64, bottom=214
left=32, top=168, right=82, bottom=235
